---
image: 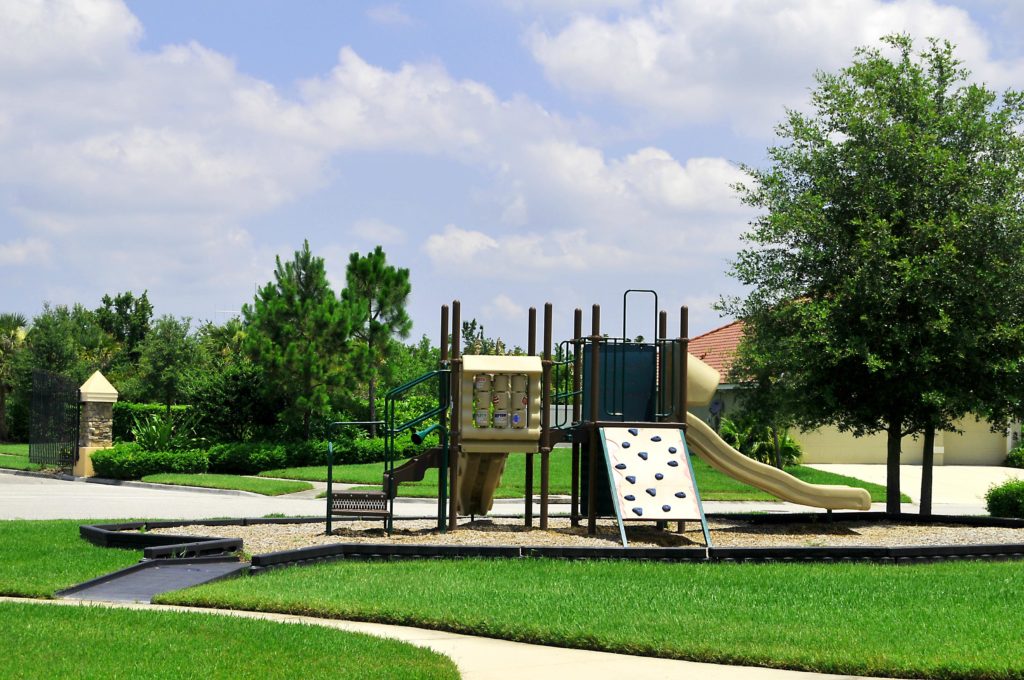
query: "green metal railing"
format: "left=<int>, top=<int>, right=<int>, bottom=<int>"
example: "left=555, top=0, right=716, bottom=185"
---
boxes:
left=325, top=367, right=452, bottom=535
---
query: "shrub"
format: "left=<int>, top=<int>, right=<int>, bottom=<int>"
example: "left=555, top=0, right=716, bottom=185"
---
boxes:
left=1005, top=445, right=1024, bottom=469
left=207, top=443, right=287, bottom=475
left=112, top=402, right=190, bottom=442
left=92, top=443, right=208, bottom=480
left=985, top=479, right=1024, bottom=519
left=719, top=417, right=801, bottom=467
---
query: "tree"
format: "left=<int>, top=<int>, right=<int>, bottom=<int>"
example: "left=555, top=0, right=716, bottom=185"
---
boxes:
left=95, top=291, right=153, bottom=364
left=243, top=240, right=359, bottom=440
left=720, top=35, right=1024, bottom=514
left=341, top=246, right=411, bottom=437
left=0, top=313, right=27, bottom=441
left=137, top=315, right=197, bottom=415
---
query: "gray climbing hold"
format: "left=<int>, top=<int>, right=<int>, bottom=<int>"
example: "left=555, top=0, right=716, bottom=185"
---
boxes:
left=667, top=460, right=679, bottom=467
left=626, top=475, right=636, bottom=484
left=662, top=505, right=671, bottom=512
left=675, top=491, right=687, bottom=498
left=651, top=435, right=662, bottom=442
left=622, top=441, right=631, bottom=449
left=632, top=507, right=643, bottom=516
left=668, top=446, right=677, bottom=454
left=646, top=488, right=657, bottom=497
left=638, top=451, right=648, bottom=460
left=628, top=428, right=639, bottom=436
left=624, top=494, right=635, bottom=501
left=615, top=463, right=627, bottom=470
left=655, top=473, right=664, bottom=480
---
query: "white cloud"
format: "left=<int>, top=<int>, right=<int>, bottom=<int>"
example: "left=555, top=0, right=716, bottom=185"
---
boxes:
left=484, top=294, right=526, bottom=323
left=0, top=237, right=51, bottom=265
left=527, top=0, right=1024, bottom=135
left=366, top=4, right=412, bottom=26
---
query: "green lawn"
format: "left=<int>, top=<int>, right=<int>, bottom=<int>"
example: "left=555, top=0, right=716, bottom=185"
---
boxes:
left=1, top=601, right=458, bottom=679
left=263, top=452, right=899, bottom=502
left=140, top=473, right=313, bottom=496
left=162, top=558, right=1024, bottom=680
left=0, top=520, right=142, bottom=597
left=0, top=443, right=41, bottom=471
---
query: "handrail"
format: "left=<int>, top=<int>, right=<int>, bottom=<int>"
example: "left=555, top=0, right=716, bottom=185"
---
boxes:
left=385, top=369, right=448, bottom=399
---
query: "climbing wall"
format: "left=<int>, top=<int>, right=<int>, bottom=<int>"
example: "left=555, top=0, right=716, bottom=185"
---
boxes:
left=600, top=427, right=703, bottom=523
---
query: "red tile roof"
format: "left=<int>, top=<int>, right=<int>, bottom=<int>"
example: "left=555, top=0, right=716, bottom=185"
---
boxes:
left=689, top=320, right=744, bottom=377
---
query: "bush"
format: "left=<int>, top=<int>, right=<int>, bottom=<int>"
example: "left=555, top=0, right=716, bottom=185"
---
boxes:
left=1005, top=445, right=1024, bottom=469
left=112, top=403, right=190, bottom=442
left=719, top=417, right=802, bottom=467
left=207, top=443, right=287, bottom=475
left=92, top=443, right=208, bottom=480
left=986, top=479, right=1024, bottom=519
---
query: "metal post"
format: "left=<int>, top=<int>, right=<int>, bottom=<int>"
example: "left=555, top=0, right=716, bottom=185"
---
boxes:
left=449, top=300, right=462, bottom=531
left=571, top=308, right=582, bottom=527
left=438, top=304, right=450, bottom=533
left=658, top=310, right=668, bottom=421
left=540, top=302, right=553, bottom=529
left=526, top=307, right=536, bottom=527
left=326, top=439, right=334, bottom=535
left=587, top=304, right=601, bottom=535
left=678, top=306, right=689, bottom=426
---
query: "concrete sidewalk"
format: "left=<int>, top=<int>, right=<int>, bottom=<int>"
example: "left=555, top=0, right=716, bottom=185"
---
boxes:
left=808, top=463, right=1024, bottom=512
left=3, top=598, right=873, bottom=680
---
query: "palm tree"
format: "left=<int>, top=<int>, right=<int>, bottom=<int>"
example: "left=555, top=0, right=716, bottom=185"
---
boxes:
left=0, top=313, right=28, bottom=442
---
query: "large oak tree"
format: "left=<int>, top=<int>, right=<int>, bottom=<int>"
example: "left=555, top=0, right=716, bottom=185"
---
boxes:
left=721, top=36, right=1024, bottom=513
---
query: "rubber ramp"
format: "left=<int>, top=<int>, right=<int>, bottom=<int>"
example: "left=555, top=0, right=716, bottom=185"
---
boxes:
left=59, top=558, right=249, bottom=603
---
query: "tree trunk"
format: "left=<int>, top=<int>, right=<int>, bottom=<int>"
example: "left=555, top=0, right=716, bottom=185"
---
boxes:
left=772, top=427, right=781, bottom=469
left=886, top=417, right=903, bottom=514
left=368, top=375, right=377, bottom=439
left=0, top=384, right=8, bottom=442
left=920, top=423, right=935, bottom=517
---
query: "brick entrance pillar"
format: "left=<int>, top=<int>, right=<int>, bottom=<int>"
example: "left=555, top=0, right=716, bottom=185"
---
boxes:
left=74, top=371, right=118, bottom=477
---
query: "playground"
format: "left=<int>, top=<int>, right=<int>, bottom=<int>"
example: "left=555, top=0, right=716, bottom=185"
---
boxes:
left=90, top=290, right=1024, bottom=563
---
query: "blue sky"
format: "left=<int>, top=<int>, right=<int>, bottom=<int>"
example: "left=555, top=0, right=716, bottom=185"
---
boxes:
left=2, top=0, right=1023, bottom=346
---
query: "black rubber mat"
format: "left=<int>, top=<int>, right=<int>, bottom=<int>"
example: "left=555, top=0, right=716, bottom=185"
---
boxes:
left=62, top=560, right=249, bottom=603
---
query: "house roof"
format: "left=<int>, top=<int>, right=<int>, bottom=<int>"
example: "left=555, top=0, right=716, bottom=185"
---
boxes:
left=689, top=320, right=744, bottom=377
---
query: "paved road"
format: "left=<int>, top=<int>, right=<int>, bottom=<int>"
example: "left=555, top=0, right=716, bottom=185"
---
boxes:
left=0, top=464, right=1006, bottom=520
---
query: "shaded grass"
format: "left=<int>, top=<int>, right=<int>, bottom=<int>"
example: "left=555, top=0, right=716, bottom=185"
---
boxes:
left=163, top=558, right=1024, bottom=679
left=0, top=443, right=41, bottom=471
left=1, top=601, right=458, bottom=679
left=263, top=453, right=899, bottom=502
left=140, top=473, right=312, bottom=496
left=0, top=520, right=142, bottom=597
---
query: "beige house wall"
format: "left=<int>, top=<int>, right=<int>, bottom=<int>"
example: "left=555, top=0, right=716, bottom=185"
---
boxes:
left=795, top=415, right=1010, bottom=466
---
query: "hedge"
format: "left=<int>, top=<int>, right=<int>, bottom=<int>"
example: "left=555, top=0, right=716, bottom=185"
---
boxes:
left=91, top=443, right=208, bottom=480
left=112, top=402, right=191, bottom=443
left=986, top=479, right=1024, bottom=519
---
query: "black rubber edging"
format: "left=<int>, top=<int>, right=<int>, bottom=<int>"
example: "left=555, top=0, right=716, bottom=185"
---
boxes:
left=82, top=514, right=1024, bottom=571
left=143, top=538, right=244, bottom=560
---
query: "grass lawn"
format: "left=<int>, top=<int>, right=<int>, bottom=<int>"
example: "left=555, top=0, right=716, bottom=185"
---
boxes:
left=0, top=520, right=142, bottom=597
left=162, top=558, right=1024, bottom=680
left=0, top=443, right=41, bottom=472
left=1, top=601, right=458, bottom=679
left=140, top=473, right=313, bottom=496
left=263, top=452, right=900, bottom=502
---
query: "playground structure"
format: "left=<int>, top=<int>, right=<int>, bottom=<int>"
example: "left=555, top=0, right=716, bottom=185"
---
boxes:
left=326, top=291, right=871, bottom=546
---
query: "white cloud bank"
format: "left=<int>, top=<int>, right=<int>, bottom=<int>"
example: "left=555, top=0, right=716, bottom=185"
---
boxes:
left=527, top=0, right=1024, bottom=135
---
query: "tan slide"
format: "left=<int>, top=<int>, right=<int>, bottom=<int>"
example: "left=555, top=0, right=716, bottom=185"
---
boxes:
left=685, top=412, right=872, bottom=511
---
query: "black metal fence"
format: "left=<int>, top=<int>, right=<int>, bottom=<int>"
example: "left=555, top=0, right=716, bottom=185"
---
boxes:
left=29, top=370, right=79, bottom=468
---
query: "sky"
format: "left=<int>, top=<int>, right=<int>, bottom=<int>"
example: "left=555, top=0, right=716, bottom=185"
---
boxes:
left=2, top=0, right=1024, bottom=348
